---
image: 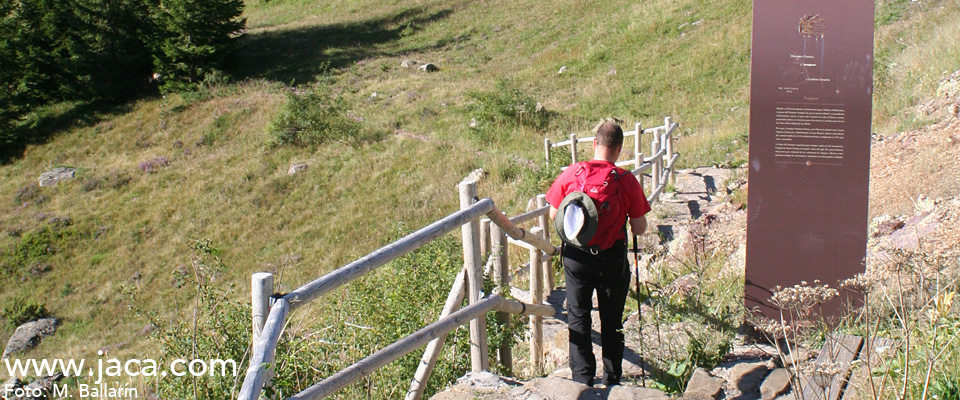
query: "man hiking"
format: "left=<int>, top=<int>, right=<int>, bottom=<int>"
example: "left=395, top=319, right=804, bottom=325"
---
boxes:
left=546, top=121, right=650, bottom=387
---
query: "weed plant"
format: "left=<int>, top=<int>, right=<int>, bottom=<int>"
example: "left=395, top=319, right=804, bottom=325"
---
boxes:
left=638, top=248, right=741, bottom=393
left=752, top=248, right=960, bottom=400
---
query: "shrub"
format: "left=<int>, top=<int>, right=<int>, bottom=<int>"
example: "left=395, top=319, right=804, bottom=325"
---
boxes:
left=1, top=297, right=50, bottom=327
left=14, top=183, right=44, bottom=205
left=138, top=156, right=169, bottom=173
left=268, top=88, right=380, bottom=147
left=465, top=78, right=550, bottom=131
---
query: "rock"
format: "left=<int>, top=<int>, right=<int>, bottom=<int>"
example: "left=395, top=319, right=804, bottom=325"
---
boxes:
left=527, top=377, right=593, bottom=400
left=469, top=117, right=478, bottom=128
left=684, top=368, right=723, bottom=399
left=558, top=66, right=567, bottom=75
left=23, top=372, right=63, bottom=395
left=2, top=318, right=58, bottom=360
left=38, top=167, right=76, bottom=187
left=886, top=212, right=940, bottom=250
left=288, top=163, right=308, bottom=175
left=401, top=60, right=418, bottom=68
left=3, top=377, right=23, bottom=391
left=418, top=63, right=439, bottom=72
left=608, top=69, right=617, bottom=76
left=454, top=370, right=513, bottom=393
left=606, top=385, right=671, bottom=400
left=760, top=368, right=792, bottom=400
left=916, top=194, right=937, bottom=213
left=727, top=361, right=770, bottom=395
left=872, top=215, right=905, bottom=237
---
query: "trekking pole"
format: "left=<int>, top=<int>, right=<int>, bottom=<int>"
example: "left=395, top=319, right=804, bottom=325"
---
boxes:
left=633, top=234, right=645, bottom=387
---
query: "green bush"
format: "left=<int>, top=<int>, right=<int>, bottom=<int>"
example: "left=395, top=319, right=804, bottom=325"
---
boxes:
left=1, top=297, right=50, bottom=327
left=465, top=78, right=550, bottom=131
left=268, top=88, right=381, bottom=147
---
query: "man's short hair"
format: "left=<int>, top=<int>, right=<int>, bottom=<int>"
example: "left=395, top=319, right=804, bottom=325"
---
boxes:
left=595, top=122, right=624, bottom=148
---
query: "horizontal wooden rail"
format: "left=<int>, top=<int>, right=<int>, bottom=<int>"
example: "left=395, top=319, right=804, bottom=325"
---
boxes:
left=287, top=295, right=554, bottom=400
left=486, top=205, right=559, bottom=256
left=631, top=161, right=653, bottom=175
left=550, top=126, right=665, bottom=149
left=644, top=148, right=667, bottom=163
left=238, top=298, right=291, bottom=400
left=509, top=205, right=549, bottom=225
left=283, top=198, right=496, bottom=309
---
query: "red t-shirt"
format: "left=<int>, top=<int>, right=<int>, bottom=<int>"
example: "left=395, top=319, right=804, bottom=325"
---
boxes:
left=546, top=160, right=651, bottom=250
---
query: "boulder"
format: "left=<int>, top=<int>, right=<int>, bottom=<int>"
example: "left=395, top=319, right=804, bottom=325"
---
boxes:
left=558, top=66, right=568, bottom=75
left=21, top=373, right=63, bottom=397
left=453, top=371, right=512, bottom=393
left=684, top=368, right=723, bottom=399
left=2, top=318, right=58, bottom=360
left=527, top=377, right=593, bottom=400
left=418, top=63, right=439, bottom=72
left=606, top=385, right=671, bottom=400
left=872, top=215, right=904, bottom=237
left=760, top=368, right=792, bottom=399
left=401, top=60, right=419, bottom=68
left=3, top=377, right=22, bottom=391
left=37, top=167, right=76, bottom=187
left=288, top=163, right=308, bottom=175
left=727, top=361, right=770, bottom=395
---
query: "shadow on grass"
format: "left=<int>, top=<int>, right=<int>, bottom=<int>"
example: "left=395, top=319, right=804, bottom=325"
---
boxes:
left=1, top=99, right=140, bottom=165
left=232, top=5, right=457, bottom=84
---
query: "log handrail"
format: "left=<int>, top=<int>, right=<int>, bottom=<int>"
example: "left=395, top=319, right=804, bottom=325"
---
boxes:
left=282, top=198, right=496, bottom=309
left=287, top=295, right=553, bottom=400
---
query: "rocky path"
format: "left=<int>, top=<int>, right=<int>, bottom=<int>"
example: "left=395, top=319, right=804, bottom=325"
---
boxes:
left=432, top=167, right=795, bottom=400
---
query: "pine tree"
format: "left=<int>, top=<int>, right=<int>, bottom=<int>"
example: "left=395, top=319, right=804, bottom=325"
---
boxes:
left=77, top=0, right=157, bottom=99
left=151, top=0, right=245, bottom=92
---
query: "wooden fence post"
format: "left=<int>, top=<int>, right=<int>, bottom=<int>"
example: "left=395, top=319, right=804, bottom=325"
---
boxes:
left=634, top=122, right=644, bottom=191
left=528, top=227, right=544, bottom=375
left=535, top=195, right=553, bottom=293
left=544, top=138, right=551, bottom=166
left=651, top=134, right=661, bottom=191
left=490, top=223, right=513, bottom=375
left=665, top=117, right=676, bottom=186
left=251, top=272, right=275, bottom=393
left=480, top=218, right=491, bottom=262
left=252, top=272, right=274, bottom=347
left=661, top=132, right=668, bottom=187
left=459, top=181, right=489, bottom=372
left=570, top=133, right=578, bottom=164
left=405, top=268, right=468, bottom=400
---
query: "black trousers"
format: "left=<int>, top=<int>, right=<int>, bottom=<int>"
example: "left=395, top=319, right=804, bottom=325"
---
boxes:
left=563, top=240, right=629, bottom=386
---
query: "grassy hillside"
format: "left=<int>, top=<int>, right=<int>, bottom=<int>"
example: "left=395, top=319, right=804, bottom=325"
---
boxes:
left=1, top=0, right=957, bottom=393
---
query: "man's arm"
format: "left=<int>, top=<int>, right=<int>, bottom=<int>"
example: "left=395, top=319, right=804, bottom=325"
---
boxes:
left=629, top=216, right=647, bottom=236
left=549, top=206, right=558, bottom=221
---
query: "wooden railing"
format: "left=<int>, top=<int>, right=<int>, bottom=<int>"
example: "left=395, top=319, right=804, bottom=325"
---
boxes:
left=238, top=117, right=682, bottom=400
left=544, top=117, right=680, bottom=203
left=239, top=181, right=563, bottom=400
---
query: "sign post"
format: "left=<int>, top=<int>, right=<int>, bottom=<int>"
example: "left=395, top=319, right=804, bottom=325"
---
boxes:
left=745, top=0, right=874, bottom=320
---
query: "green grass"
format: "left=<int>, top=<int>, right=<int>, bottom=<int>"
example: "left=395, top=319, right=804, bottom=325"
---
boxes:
left=0, top=0, right=957, bottom=393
